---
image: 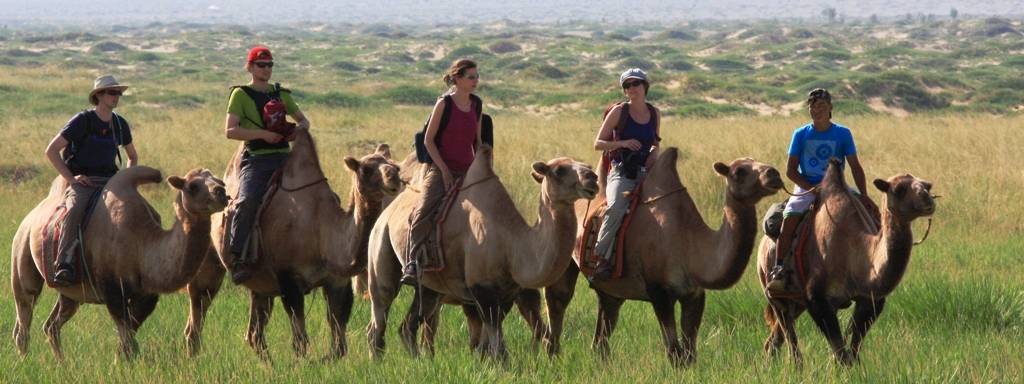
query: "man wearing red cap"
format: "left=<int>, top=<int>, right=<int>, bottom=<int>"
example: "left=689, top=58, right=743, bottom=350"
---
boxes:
left=225, top=45, right=311, bottom=283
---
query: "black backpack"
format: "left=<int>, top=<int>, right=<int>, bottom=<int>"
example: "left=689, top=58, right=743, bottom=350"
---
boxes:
left=414, top=94, right=484, bottom=163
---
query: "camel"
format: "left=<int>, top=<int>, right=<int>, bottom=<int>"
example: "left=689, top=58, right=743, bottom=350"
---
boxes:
left=366, top=146, right=598, bottom=360
left=540, top=148, right=783, bottom=366
left=189, top=129, right=401, bottom=359
left=11, top=166, right=228, bottom=360
left=756, top=158, right=936, bottom=366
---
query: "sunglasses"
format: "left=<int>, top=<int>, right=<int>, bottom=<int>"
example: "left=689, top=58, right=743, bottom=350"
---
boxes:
left=104, top=90, right=123, bottom=96
left=622, top=80, right=644, bottom=89
left=462, top=74, right=479, bottom=80
left=253, top=61, right=274, bottom=69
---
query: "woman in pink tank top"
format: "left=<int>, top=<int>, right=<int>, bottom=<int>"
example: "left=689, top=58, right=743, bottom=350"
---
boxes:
left=403, top=58, right=483, bottom=284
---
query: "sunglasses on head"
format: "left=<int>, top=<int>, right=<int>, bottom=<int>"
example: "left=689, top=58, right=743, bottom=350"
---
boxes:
left=253, top=61, right=274, bottom=69
left=622, top=80, right=644, bottom=89
left=104, top=90, right=123, bottom=96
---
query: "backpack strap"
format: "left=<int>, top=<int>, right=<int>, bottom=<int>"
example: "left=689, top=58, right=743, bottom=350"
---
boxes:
left=110, top=111, right=125, bottom=168
left=646, top=102, right=661, bottom=143
left=434, top=94, right=455, bottom=145
left=613, top=101, right=630, bottom=141
left=230, top=86, right=267, bottom=128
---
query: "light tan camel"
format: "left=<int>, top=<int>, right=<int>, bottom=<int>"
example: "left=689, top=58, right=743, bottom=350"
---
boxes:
left=540, top=148, right=783, bottom=366
left=756, top=158, right=936, bottom=366
left=193, top=129, right=401, bottom=359
left=366, top=146, right=598, bottom=360
left=11, top=166, right=228, bottom=360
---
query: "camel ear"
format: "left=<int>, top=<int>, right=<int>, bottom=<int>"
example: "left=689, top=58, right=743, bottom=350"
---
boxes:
left=873, top=178, right=890, bottom=192
left=344, top=156, right=360, bottom=172
left=167, top=176, right=186, bottom=190
left=375, top=144, right=392, bottom=159
left=531, top=161, right=549, bottom=183
left=713, top=162, right=730, bottom=176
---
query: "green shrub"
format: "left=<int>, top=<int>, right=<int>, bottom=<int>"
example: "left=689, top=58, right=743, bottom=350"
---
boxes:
left=380, top=85, right=437, bottom=105
left=488, top=41, right=521, bottom=54
left=305, top=91, right=372, bottom=108
left=703, top=58, right=752, bottom=72
left=676, top=103, right=754, bottom=118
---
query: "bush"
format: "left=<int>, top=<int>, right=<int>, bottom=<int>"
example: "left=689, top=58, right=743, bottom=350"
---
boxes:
left=90, top=41, right=128, bottom=53
left=621, top=57, right=656, bottom=71
left=331, top=61, right=361, bottom=71
left=305, top=91, right=372, bottom=108
left=488, top=41, right=521, bottom=54
left=379, top=85, right=438, bottom=106
left=703, top=58, right=751, bottom=72
left=129, top=52, right=161, bottom=62
left=676, top=103, right=754, bottom=118
left=526, top=63, right=569, bottom=79
left=660, top=30, right=696, bottom=41
left=662, top=58, right=695, bottom=71
left=444, top=45, right=491, bottom=62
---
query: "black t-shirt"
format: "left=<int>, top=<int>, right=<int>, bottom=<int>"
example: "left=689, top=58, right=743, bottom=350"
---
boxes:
left=59, top=110, right=133, bottom=177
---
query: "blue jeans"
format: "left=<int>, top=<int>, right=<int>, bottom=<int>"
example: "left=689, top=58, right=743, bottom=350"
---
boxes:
left=594, top=164, right=645, bottom=261
left=229, top=151, right=288, bottom=258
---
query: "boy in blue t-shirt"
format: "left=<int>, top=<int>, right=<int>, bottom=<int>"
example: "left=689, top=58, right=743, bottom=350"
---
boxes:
left=766, top=88, right=877, bottom=292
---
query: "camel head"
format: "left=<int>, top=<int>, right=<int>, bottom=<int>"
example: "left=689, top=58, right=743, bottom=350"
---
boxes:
left=167, top=168, right=229, bottom=216
left=713, top=158, right=783, bottom=204
left=531, top=158, right=599, bottom=204
left=873, top=174, right=936, bottom=220
left=343, top=144, right=402, bottom=201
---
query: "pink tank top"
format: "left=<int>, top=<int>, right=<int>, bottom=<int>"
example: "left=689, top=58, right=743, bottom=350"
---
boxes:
left=438, top=99, right=477, bottom=173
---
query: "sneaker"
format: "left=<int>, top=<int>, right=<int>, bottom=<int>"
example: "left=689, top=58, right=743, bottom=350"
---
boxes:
left=765, top=265, right=787, bottom=293
left=400, top=261, right=419, bottom=286
left=52, top=264, right=76, bottom=287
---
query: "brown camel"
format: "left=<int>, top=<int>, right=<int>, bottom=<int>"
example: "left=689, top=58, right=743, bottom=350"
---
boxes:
left=541, top=148, right=783, bottom=366
left=366, top=146, right=598, bottom=360
left=11, top=166, right=228, bottom=360
left=191, top=129, right=401, bottom=359
left=756, top=158, right=936, bottom=366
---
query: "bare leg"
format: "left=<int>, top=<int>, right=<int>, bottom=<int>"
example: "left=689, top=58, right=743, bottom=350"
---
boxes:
left=592, top=290, right=625, bottom=359
left=514, top=289, right=546, bottom=352
left=848, top=297, right=886, bottom=361
left=677, top=290, right=705, bottom=366
left=185, top=249, right=225, bottom=356
left=543, top=264, right=579, bottom=356
left=278, top=274, right=309, bottom=357
left=324, top=281, right=355, bottom=360
left=43, top=295, right=80, bottom=360
left=246, top=292, right=274, bottom=358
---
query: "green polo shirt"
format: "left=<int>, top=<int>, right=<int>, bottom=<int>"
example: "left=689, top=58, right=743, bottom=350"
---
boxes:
left=227, top=83, right=301, bottom=155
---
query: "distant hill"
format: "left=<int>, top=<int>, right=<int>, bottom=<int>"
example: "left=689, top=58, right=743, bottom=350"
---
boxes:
left=0, top=0, right=1021, bottom=25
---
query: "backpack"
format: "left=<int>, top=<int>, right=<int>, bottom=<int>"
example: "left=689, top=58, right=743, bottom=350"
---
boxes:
left=61, top=110, right=125, bottom=174
left=414, top=94, right=483, bottom=163
left=232, top=83, right=296, bottom=138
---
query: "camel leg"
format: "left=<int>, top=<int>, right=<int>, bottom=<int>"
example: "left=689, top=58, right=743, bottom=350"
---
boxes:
left=419, top=299, right=442, bottom=357
left=399, top=286, right=442, bottom=357
left=42, top=294, right=80, bottom=361
left=324, top=281, right=355, bottom=360
left=103, top=281, right=140, bottom=360
left=543, top=263, right=579, bottom=356
left=648, top=286, right=685, bottom=367
left=367, top=231, right=402, bottom=359
left=11, top=251, right=43, bottom=356
left=353, top=272, right=369, bottom=300
left=847, top=297, right=886, bottom=361
left=780, top=301, right=805, bottom=366
left=278, top=274, right=309, bottom=357
left=762, top=304, right=785, bottom=358
left=127, top=294, right=160, bottom=333
left=462, top=304, right=483, bottom=351
left=678, top=290, right=706, bottom=366
left=246, top=292, right=274, bottom=358
left=806, top=296, right=852, bottom=366
left=592, top=290, right=625, bottom=360
left=513, top=289, right=546, bottom=352
left=185, top=249, right=225, bottom=357
left=470, top=285, right=509, bottom=361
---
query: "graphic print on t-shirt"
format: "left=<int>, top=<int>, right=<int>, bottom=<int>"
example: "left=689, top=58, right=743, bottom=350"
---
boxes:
left=802, top=139, right=839, bottom=180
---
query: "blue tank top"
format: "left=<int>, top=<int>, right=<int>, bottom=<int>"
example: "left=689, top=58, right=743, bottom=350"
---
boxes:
left=614, top=108, right=656, bottom=165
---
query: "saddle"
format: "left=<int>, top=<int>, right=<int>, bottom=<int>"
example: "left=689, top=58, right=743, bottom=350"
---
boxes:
left=220, top=169, right=286, bottom=266
left=418, top=178, right=464, bottom=273
left=39, top=188, right=104, bottom=287
left=574, top=183, right=643, bottom=280
left=762, top=199, right=817, bottom=299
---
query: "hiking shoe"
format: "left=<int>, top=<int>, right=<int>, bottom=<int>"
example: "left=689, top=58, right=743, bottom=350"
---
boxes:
left=590, top=261, right=614, bottom=282
left=230, top=256, right=254, bottom=284
left=400, top=261, right=419, bottom=286
left=765, top=265, right=787, bottom=293
left=52, top=264, right=76, bottom=287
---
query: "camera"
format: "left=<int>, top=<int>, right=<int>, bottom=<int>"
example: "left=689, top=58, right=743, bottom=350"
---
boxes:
left=620, top=150, right=644, bottom=180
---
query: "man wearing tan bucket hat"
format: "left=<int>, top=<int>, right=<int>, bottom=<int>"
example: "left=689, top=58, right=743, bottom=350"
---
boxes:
left=43, top=74, right=139, bottom=286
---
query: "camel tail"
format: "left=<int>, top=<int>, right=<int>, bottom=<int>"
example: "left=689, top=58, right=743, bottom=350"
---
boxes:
left=108, top=166, right=163, bottom=190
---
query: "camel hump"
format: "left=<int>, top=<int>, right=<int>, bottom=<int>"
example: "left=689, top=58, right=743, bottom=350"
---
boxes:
left=465, top=144, right=495, bottom=180
left=822, top=157, right=848, bottom=189
left=107, top=166, right=164, bottom=190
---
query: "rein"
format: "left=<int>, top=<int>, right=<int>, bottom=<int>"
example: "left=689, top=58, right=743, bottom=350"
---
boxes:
left=279, top=177, right=328, bottom=192
left=914, top=217, right=933, bottom=246
left=782, top=184, right=817, bottom=197
left=641, top=186, right=686, bottom=205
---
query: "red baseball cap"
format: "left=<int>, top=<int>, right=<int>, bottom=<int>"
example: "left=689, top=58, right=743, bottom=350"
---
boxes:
left=247, top=46, right=273, bottom=63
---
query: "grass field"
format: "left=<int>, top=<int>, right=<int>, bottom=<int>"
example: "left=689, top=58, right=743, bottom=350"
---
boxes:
left=1, top=20, right=1023, bottom=383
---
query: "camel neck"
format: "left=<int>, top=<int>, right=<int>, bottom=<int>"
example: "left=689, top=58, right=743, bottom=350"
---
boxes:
left=869, top=205, right=914, bottom=295
left=692, top=193, right=758, bottom=290
left=511, top=188, right=578, bottom=288
left=143, top=194, right=213, bottom=293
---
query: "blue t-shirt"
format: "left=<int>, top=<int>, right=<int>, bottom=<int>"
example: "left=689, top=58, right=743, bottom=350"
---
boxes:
left=59, top=110, right=133, bottom=177
left=787, top=122, right=856, bottom=185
